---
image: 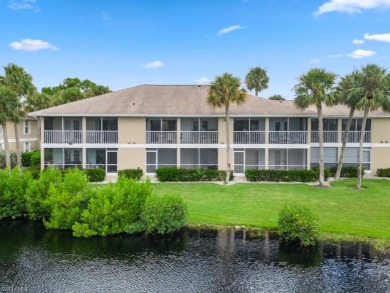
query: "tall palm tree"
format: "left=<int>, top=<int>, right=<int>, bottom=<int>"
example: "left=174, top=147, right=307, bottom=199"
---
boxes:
left=334, top=72, right=361, bottom=180
left=3, top=64, right=36, bottom=167
left=294, top=68, right=337, bottom=186
left=207, top=73, right=247, bottom=184
left=351, top=64, right=390, bottom=189
left=245, top=67, right=269, bottom=97
left=0, top=86, right=18, bottom=168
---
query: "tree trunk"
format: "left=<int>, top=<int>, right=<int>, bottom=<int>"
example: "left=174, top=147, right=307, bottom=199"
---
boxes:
left=225, top=103, right=231, bottom=184
left=335, top=106, right=356, bottom=180
left=317, top=104, right=325, bottom=186
left=2, top=122, right=11, bottom=169
left=357, top=106, right=369, bottom=190
left=14, top=122, right=22, bottom=168
left=255, top=89, right=258, bottom=97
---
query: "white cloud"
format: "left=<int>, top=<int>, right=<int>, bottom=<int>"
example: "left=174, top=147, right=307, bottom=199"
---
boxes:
left=315, top=0, right=390, bottom=15
left=195, top=77, right=211, bottom=84
left=310, top=59, right=321, bottom=64
left=347, top=49, right=376, bottom=59
left=8, top=0, right=40, bottom=12
left=217, top=25, right=245, bottom=36
left=352, top=39, right=365, bottom=45
left=9, top=39, right=58, bottom=51
left=329, top=54, right=342, bottom=58
left=142, top=60, right=164, bottom=69
left=364, top=32, right=390, bottom=43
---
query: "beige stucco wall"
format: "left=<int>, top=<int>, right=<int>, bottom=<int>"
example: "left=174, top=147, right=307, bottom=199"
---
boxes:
left=118, top=117, right=145, bottom=144
left=371, top=147, right=390, bottom=175
left=0, top=119, right=38, bottom=152
left=118, top=148, right=146, bottom=170
left=371, top=118, right=390, bottom=143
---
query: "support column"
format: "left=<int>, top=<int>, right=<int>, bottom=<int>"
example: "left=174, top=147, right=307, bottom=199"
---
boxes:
left=307, top=118, right=311, bottom=170
left=265, top=118, right=269, bottom=169
left=82, top=117, right=86, bottom=169
left=40, top=117, right=45, bottom=170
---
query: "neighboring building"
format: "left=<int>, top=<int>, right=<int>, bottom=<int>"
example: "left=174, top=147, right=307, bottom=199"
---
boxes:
left=0, top=118, right=38, bottom=153
left=29, top=85, right=390, bottom=176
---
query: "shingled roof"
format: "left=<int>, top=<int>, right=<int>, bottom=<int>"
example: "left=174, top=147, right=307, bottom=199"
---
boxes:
left=29, top=84, right=389, bottom=117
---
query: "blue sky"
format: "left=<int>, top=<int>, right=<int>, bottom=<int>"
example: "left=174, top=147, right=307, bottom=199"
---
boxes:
left=1, top=0, right=390, bottom=99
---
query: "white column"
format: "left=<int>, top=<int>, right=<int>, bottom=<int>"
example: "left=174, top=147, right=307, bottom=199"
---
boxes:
left=82, top=117, right=86, bottom=169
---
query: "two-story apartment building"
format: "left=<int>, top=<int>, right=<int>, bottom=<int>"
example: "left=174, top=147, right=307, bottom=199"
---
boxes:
left=0, top=118, right=38, bottom=153
left=29, top=85, right=390, bottom=176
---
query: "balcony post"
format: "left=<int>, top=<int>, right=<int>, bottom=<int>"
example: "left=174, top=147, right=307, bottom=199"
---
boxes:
left=177, top=118, right=181, bottom=144
left=40, top=117, right=45, bottom=170
left=307, top=118, right=311, bottom=144
left=265, top=118, right=269, bottom=144
left=82, top=117, right=86, bottom=169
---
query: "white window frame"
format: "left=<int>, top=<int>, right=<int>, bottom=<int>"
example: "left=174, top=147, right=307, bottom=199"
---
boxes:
left=24, top=120, right=31, bottom=135
left=24, top=142, right=31, bottom=152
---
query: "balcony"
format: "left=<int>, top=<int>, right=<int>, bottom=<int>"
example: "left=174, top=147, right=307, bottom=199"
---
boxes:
left=311, top=131, right=338, bottom=143
left=44, top=130, right=82, bottom=144
left=86, top=131, right=118, bottom=144
left=146, top=131, right=177, bottom=144
left=181, top=131, right=218, bottom=144
left=234, top=131, right=266, bottom=144
left=269, top=131, right=307, bottom=144
left=343, top=131, right=371, bottom=143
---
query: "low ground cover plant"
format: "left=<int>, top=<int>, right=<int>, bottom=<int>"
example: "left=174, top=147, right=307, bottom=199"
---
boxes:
left=156, top=167, right=233, bottom=182
left=118, top=167, right=143, bottom=180
left=245, top=169, right=322, bottom=182
left=377, top=168, right=390, bottom=177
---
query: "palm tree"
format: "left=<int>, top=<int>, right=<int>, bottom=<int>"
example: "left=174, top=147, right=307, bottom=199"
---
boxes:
left=207, top=73, right=247, bottom=184
left=2, top=64, right=36, bottom=167
left=245, top=67, right=269, bottom=97
left=0, top=86, right=18, bottom=168
left=334, top=72, right=361, bottom=180
left=294, top=68, right=337, bottom=186
left=352, top=64, right=390, bottom=189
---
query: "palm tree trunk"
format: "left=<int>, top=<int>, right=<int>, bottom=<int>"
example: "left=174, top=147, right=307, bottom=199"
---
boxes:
left=225, top=103, right=231, bottom=184
left=14, top=122, right=22, bottom=167
left=357, top=106, right=369, bottom=190
left=2, top=123, right=11, bottom=168
left=335, top=106, right=355, bottom=179
left=317, top=105, right=325, bottom=186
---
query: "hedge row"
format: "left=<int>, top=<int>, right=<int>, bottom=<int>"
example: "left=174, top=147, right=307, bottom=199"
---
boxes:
left=377, top=168, right=390, bottom=177
left=327, top=166, right=364, bottom=178
left=118, top=168, right=143, bottom=180
left=156, top=167, right=234, bottom=182
left=245, top=169, right=322, bottom=182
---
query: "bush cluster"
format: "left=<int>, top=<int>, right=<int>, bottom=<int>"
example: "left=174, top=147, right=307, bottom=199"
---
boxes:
left=278, top=204, right=319, bottom=247
left=85, top=168, right=106, bottom=182
left=156, top=167, right=233, bottom=182
left=118, top=167, right=143, bottom=180
left=22, top=150, right=40, bottom=167
left=377, top=168, right=390, bottom=177
left=0, top=167, right=187, bottom=237
left=328, top=166, right=364, bottom=178
left=0, top=151, right=17, bottom=169
left=245, top=169, right=324, bottom=182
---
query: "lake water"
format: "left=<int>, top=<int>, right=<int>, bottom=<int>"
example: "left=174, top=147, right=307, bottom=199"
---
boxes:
left=0, top=222, right=389, bottom=293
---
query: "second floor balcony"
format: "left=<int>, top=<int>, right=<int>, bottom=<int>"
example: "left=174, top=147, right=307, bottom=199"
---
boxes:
left=269, top=131, right=307, bottom=144
left=146, top=131, right=177, bottom=144
left=234, top=131, right=266, bottom=144
left=44, top=130, right=82, bottom=144
left=181, top=131, right=218, bottom=144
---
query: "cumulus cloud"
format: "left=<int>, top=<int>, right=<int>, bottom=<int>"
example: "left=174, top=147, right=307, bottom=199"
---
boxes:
left=8, top=0, right=40, bottom=12
left=329, top=54, right=342, bottom=58
left=142, top=60, right=164, bottom=69
left=195, top=77, right=211, bottom=84
left=352, top=39, right=365, bottom=45
left=315, top=0, right=390, bottom=16
left=217, top=25, right=245, bottom=36
left=347, top=49, right=376, bottom=59
left=9, top=39, right=58, bottom=51
left=310, top=59, right=321, bottom=64
left=364, top=32, right=390, bottom=43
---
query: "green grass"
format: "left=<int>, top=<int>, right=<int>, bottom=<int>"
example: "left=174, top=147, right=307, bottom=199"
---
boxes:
left=151, top=179, right=390, bottom=241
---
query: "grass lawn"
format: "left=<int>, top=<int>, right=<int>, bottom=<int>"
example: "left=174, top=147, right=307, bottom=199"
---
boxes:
left=151, top=179, right=390, bottom=240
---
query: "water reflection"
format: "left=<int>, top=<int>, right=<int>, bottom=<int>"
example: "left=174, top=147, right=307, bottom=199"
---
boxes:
left=0, top=222, right=389, bottom=292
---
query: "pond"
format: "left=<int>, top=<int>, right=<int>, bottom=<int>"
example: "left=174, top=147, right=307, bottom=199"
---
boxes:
left=0, top=222, right=389, bottom=292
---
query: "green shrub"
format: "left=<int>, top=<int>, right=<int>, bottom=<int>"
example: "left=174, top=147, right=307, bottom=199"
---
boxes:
left=23, top=165, right=41, bottom=179
left=25, top=168, right=63, bottom=221
left=278, top=204, right=319, bottom=247
left=377, top=168, right=390, bottom=177
left=73, top=177, right=152, bottom=237
left=0, top=151, right=17, bottom=169
left=85, top=168, right=106, bottom=182
left=44, top=168, right=92, bottom=230
left=118, top=167, right=143, bottom=180
left=30, top=150, right=41, bottom=166
left=155, top=167, right=233, bottom=182
left=245, top=169, right=324, bottom=182
left=328, top=166, right=364, bottom=178
left=0, top=168, right=33, bottom=219
left=142, top=194, right=187, bottom=235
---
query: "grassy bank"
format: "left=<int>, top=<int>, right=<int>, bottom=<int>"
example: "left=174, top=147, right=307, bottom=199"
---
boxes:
left=152, top=179, right=390, bottom=242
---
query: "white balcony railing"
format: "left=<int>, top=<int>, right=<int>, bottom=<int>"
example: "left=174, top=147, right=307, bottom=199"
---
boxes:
left=311, top=131, right=338, bottom=143
left=146, top=131, right=177, bottom=144
left=269, top=131, right=307, bottom=144
left=86, top=131, right=118, bottom=144
left=343, top=131, right=371, bottom=143
left=233, top=131, right=266, bottom=144
left=181, top=131, right=218, bottom=144
left=44, top=130, right=82, bottom=144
